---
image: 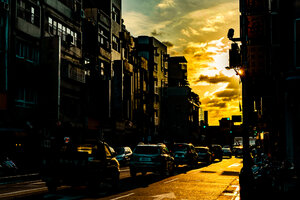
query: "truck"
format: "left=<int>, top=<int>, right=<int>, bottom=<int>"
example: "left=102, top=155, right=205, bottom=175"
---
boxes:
left=40, top=138, right=120, bottom=192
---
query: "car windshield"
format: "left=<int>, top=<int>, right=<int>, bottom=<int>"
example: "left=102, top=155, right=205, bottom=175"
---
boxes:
left=116, top=147, right=125, bottom=155
left=196, top=148, right=208, bottom=153
left=174, top=144, right=188, bottom=151
left=222, top=148, right=231, bottom=152
left=134, top=146, right=161, bottom=154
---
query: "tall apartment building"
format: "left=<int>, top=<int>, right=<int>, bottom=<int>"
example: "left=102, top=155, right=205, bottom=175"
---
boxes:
left=0, top=0, right=86, bottom=171
left=41, top=0, right=85, bottom=139
left=162, top=56, right=200, bottom=143
left=135, top=36, right=168, bottom=142
left=82, top=0, right=114, bottom=140
left=234, top=0, right=300, bottom=176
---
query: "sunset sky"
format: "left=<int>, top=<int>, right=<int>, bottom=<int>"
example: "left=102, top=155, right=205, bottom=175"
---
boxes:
left=122, top=0, right=242, bottom=125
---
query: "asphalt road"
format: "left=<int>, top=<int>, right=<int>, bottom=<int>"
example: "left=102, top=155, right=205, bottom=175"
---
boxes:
left=0, top=157, right=243, bottom=200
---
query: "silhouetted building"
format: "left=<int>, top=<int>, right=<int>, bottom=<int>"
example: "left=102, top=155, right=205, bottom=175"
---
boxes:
left=135, top=36, right=168, bottom=142
left=161, top=56, right=200, bottom=143
left=235, top=0, right=300, bottom=177
left=168, top=56, right=187, bottom=87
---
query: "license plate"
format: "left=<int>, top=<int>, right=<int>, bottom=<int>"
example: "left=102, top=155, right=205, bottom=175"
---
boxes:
left=140, top=157, right=151, bottom=161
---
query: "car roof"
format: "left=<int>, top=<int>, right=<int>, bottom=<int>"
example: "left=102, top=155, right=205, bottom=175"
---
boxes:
left=174, top=143, right=193, bottom=146
left=137, top=143, right=166, bottom=147
left=195, top=146, right=209, bottom=149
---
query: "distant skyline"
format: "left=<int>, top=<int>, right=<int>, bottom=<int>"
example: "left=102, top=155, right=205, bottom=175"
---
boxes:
left=122, top=0, right=242, bottom=125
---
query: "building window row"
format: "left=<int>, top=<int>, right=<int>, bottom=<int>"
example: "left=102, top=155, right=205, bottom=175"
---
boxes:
left=98, top=27, right=110, bottom=50
left=48, top=17, right=80, bottom=47
left=16, top=40, right=39, bottom=64
left=15, top=88, right=37, bottom=108
left=112, top=34, right=120, bottom=52
left=17, top=0, right=40, bottom=27
left=112, top=5, right=120, bottom=24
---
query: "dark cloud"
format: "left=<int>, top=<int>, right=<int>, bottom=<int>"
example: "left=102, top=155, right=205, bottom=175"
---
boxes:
left=195, top=73, right=231, bottom=84
left=183, top=46, right=198, bottom=54
left=151, top=29, right=164, bottom=36
left=215, top=89, right=239, bottom=99
left=226, top=79, right=240, bottom=89
left=162, top=41, right=174, bottom=48
left=193, top=52, right=215, bottom=62
left=202, top=98, right=227, bottom=108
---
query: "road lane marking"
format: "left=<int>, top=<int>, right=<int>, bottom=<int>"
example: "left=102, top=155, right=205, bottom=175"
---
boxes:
left=120, top=168, right=129, bottom=172
left=0, top=187, right=48, bottom=197
left=228, top=163, right=241, bottom=168
left=110, top=192, right=135, bottom=200
left=152, top=192, right=176, bottom=200
left=164, top=178, right=179, bottom=184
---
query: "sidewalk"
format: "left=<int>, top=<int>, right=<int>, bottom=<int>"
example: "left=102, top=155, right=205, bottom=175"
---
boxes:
left=218, top=178, right=240, bottom=200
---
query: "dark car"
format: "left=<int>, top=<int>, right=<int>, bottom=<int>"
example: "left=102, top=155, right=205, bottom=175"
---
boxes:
left=41, top=140, right=120, bottom=192
left=210, top=144, right=223, bottom=162
left=222, top=147, right=232, bottom=158
left=195, top=146, right=212, bottom=164
left=173, top=143, right=198, bottom=167
left=129, top=143, right=175, bottom=177
left=116, top=146, right=133, bottom=166
left=234, top=147, right=243, bottom=158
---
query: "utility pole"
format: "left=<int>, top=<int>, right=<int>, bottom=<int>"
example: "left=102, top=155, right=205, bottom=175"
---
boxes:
left=226, top=0, right=252, bottom=199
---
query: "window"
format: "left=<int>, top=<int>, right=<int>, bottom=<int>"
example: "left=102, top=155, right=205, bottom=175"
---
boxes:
left=138, top=51, right=149, bottom=60
left=15, top=88, right=37, bottom=108
left=16, top=40, right=39, bottom=64
left=48, top=17, right=79, bottom=47
left=98, top=27, right=110, bottom=50
left=112, top=35, right=119, bottom=52
left=17, top=0, right=40, bottom=27
left=112, top=5, right=120, bottom=23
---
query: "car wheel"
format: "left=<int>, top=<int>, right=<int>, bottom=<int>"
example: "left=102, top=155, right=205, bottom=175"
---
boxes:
left=141, top=171, right=147, bottom=176
left=169, top=163, right=175, bottom=175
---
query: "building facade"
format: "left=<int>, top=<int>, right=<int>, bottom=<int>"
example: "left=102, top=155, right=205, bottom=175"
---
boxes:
left=232, top=0, right=300, bottom=177
left=135, top=36, right=168, bottom=142
left=162, top=56, right=200, bottom=143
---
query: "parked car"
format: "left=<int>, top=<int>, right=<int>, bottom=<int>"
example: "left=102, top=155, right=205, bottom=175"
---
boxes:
left=129, top=143, right=175, bottom=177
left=173, top=143, right=198, bottom=167
left=210, top=144, right=223, bottom=161
left=222, top=147, right=232, bottom=158
left=0, top=156, right=18, bottom=177
left=195, top=146, right=212, bottom=164
left=40, top=140, right=120, bottom=192
left=116, top=146, right=132, bottom=166
left=234, top=146, right=243, bottom=158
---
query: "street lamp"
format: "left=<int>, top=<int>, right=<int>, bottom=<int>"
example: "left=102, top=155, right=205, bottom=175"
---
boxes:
left=227, top=25, right=253, bottom=200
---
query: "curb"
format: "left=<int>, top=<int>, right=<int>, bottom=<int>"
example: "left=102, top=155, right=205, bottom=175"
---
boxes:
left=218, top=178, right=240, bottom=200
left=0, top=173, right=40, bottom=185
